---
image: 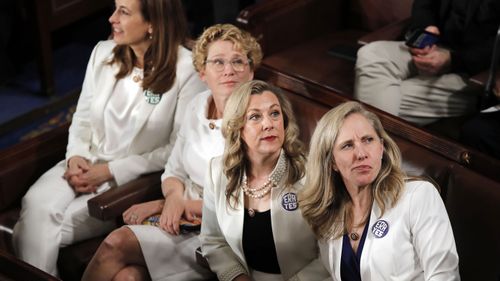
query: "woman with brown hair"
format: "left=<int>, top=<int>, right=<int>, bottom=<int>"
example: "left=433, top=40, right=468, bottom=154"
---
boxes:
left=12, top=0, right=205, bottom=277
left=82, top=24, right=262, bottom=281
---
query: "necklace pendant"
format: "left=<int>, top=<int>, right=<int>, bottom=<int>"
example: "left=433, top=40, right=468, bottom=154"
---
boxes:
left=248, top=208, right=255, bottom=217
left=349, top=232, right=360, bottom=241
left=208, top=122, right=216, bottom=130
left=133, top=75, right=142, bottom=83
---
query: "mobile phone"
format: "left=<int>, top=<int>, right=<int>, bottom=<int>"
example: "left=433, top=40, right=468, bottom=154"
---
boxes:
left=405, top=29, right=439, bottom=49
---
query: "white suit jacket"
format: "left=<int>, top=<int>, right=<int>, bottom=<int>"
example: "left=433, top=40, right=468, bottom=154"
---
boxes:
left=200, top=156, right=331, bottom=281
left=319, top=181, right=460, bottom=281
left=65, top=40, right=206, bottom=185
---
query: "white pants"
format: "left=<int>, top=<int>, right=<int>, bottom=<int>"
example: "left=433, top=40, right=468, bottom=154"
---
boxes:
left=12, top=160, right=117, bottom=276
left=354, top=41, right=479, bottom=126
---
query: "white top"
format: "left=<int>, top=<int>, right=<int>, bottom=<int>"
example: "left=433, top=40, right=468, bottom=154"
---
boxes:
left=66, top=40, right=207, bottom=185
left=320, top=180, right=460, bottom=281
left=99, top=67, right=143, bottom=158
left=161, top=90, right=225, bottom=197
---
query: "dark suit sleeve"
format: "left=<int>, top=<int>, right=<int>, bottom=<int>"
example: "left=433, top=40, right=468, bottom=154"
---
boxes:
left=409, top=0, right=440, bottom=31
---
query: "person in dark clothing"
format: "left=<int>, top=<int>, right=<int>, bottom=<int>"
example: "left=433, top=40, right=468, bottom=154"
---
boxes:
left=354, top=0, right=500, bottom=126
left=461, top=74, right=500, bottom=159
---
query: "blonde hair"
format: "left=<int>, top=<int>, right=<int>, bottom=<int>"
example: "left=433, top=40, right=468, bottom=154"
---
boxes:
left=192, top=24, right=262, bottom=73
left=299, top=101, right=405, bottom=240
left=221, top=80, right=305, bottom=207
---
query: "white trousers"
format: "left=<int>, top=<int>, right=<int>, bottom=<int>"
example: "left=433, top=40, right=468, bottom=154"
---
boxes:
left=12, top=160, right=117, bottom=276
left=354, top=41, right=479, bottom=126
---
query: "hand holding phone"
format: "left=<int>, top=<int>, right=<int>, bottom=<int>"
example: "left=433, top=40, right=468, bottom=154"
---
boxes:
left=405, top=29, right=439, bottom=49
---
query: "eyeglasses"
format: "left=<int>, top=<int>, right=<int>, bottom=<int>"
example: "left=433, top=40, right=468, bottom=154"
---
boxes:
left=205, top=58, right=251, bottom=72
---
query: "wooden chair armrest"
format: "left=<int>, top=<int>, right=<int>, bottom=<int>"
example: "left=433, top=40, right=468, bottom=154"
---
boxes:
left=0, top=124, right=69, bottom=211
left=237, top=0, right=342, bottom=55
left=358, top=18, right=411, bottom=45
left=469, top=70, right=489, bottom=86
left=0, top=251, right=61, bottom=280
left=87, top=172, right=163, bottom=221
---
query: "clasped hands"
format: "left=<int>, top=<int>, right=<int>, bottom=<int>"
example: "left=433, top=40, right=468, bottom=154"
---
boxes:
left=409, top=26, right=451, bottom=76
left=123, top=195, right=202, bottom=236
left=63, top=156, right=113, bottom=194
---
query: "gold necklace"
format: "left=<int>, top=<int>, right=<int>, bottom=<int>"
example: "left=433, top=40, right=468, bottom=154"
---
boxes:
left=132, top=68, right=143, bottom=83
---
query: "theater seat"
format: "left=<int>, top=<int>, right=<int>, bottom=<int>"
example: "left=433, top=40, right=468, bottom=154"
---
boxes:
left=0, top=123, right=163, bottom=280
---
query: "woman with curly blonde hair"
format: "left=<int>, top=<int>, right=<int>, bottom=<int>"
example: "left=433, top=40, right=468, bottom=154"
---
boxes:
left=200, top=80, right=329, bottom=281
left=300, top=101, right=459, bottom=280
left=83, top=23, right=261, bottom=281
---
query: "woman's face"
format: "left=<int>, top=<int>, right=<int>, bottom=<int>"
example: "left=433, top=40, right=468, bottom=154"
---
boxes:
left=332, top=113, right=384, bottom=190
left=241, top=91, right=285, bottom=160
left=109, top=0, right=151, bottom=51
left=200, top=40, right=254, bottom=100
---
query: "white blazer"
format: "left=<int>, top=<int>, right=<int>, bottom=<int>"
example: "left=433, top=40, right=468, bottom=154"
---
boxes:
left=200, top=157, right=331, bottom=281
left=65, top=40, right=206, bottom=185
left=320, top=181, right=460, bottom=281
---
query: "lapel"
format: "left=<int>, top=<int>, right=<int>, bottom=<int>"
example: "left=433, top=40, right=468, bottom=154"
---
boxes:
left=90, top=60, right=119, bottom=142
left=217, top=177, right=247, bottom=270
left=128, top=87, right=167, bottom=143
left=359, top=201, right=383, bottom=281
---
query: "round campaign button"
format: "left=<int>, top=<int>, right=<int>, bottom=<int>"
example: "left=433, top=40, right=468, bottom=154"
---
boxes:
left=371, top=220, right=389, bottom=238
left=281, top=192, right=298, bottom=211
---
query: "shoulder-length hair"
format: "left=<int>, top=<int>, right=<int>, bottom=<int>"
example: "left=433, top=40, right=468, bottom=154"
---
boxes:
left=299, top=101, right=405, bottom=240
left=108, top=0, right=188, bottom=94
left=221, top=80, right=305, bottom=208
left=192, top=24, right=262, bottom=73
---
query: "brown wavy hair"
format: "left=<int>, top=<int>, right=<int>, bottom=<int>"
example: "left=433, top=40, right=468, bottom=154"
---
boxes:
left=221, top=80, right=305, bottom=208
left=299, top=101, right=406, bottom=240
left=108, top=0, right=188, bottom=94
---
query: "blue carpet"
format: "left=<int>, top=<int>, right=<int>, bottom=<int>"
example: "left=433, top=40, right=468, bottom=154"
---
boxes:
left=0, top=43, right=94, bottom=149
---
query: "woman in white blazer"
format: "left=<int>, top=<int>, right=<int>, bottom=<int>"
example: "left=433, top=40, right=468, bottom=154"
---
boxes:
left=300, top=101, right=460, bottom=281
left=200, top=80, right=330, bottom=281
left=12, top=0, right=205, bottom=276
left=81, top=24, right=262, bottom=281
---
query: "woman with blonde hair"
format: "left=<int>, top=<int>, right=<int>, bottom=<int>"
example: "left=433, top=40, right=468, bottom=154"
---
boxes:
left=82, top=23, right=261, bottom=281
left=300, top=101, right=459, bottom=280
left=200, top=80, right=329, bottom=281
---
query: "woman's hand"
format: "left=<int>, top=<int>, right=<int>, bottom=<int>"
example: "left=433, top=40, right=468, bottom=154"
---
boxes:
left=159, top=190, right=185, bottom=235
left=123, top=199, right=164, bottom=225
left=64, top=156, right=92, bottom=191
left=64, top=160, right=113, bottom=193
left=184, top=199, right=202, bottom=221
left=78, top=163, right=113, bottom=188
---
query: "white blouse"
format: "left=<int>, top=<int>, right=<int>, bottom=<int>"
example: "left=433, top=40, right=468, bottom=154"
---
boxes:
left=98, top=67, right=144, bottom=160
left=162, top=90, right=225, bottom=197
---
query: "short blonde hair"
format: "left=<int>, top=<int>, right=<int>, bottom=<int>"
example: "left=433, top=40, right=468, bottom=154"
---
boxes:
left=221, top=80, right=305, bottom=208
left=299, top=101, right=405, bottom=240
left=192, top=24, right=262, bottom=73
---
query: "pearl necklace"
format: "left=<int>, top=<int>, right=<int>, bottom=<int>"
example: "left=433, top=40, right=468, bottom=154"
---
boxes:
left=242, top=150, right=287, bottom=199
